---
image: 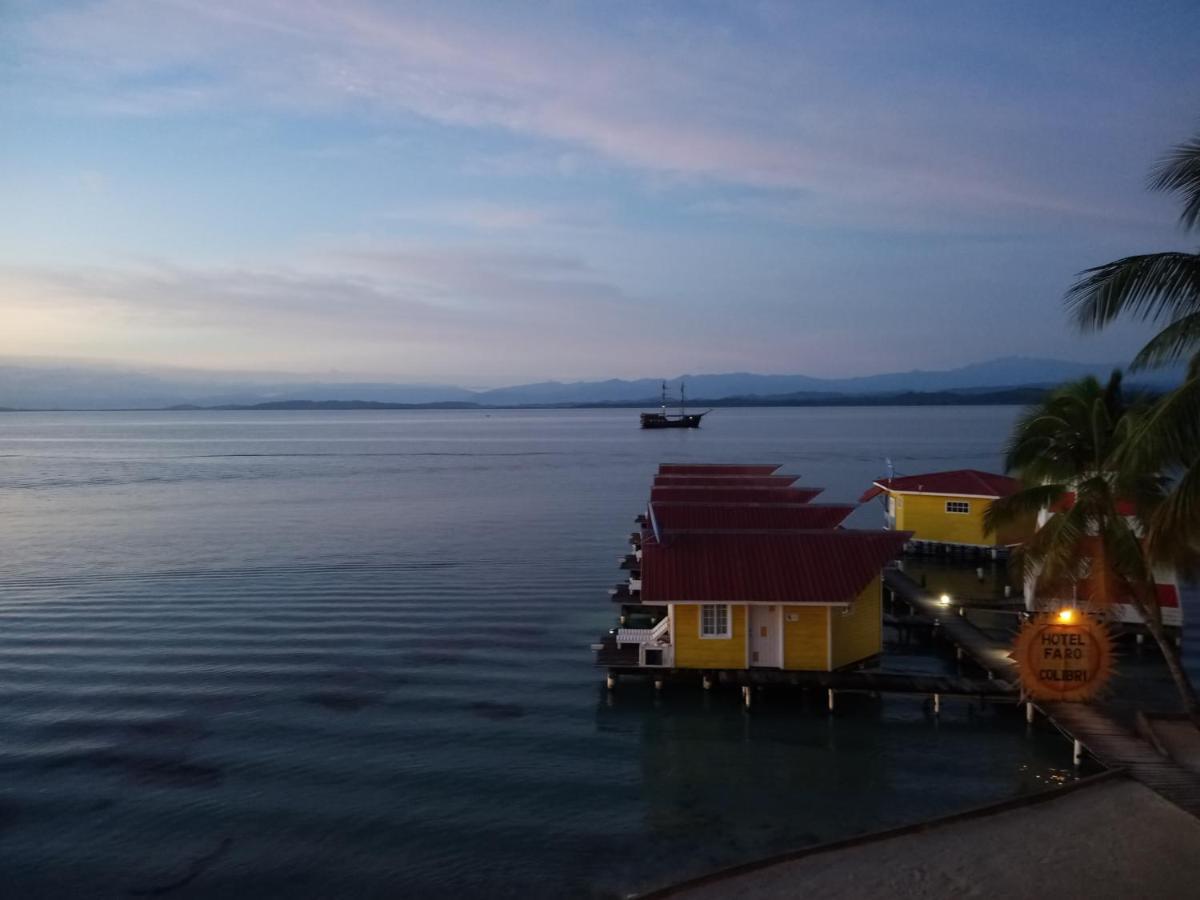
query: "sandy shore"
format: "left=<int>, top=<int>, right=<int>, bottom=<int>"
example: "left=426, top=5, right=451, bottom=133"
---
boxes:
left=647, top=776, right=1200, bottom=899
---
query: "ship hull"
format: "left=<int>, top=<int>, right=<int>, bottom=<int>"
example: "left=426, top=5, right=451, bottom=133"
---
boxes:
left=640, top=413, right=705, bottom=429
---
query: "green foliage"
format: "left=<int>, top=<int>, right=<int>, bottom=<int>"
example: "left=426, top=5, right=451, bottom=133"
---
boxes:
left=1065, top=131, right=1200, bottom=369
left=986, top=373, right=1167, bottom=593
left=1150, top=136, right=1200, bottom=232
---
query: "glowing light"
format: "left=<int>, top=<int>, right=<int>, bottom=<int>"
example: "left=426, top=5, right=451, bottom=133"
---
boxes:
left=939, top=594, right=952, bottom=606
left=1057, top=608, right=1075, bottom=624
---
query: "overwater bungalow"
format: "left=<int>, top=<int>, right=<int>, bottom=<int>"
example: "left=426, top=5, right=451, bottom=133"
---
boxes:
left=859, top=469, right=1030, bottom=553
left=597, top=464, right=910, bottom=684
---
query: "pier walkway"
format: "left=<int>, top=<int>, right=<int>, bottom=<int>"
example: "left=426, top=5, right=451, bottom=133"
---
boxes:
left=886, top=567, right=1200, bottom=819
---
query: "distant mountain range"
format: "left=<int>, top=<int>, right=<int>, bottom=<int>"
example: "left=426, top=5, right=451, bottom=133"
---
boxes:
left=0, top=356, right=1184, bottom=410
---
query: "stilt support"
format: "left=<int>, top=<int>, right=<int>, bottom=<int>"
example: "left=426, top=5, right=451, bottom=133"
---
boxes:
left=605, top=673, right=616, bottom=691
left=654, top=678, right=664, bottom=693
left=933, top=693, right=941, bottom=716
left=742, top=685, right=752, bottom=709
left=1073, top=739, right=1084, bottom=768
left=702, top=674, right=713, bottom=691
left=1026, top=702, right=1035, bottom=724
left=827, top=688, right=835, bottom=713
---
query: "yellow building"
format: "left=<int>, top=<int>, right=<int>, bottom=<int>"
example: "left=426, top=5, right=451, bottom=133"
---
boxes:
left=602, top=530, right=908, bottom=673
left=860, top=469, right=1028, bottom=548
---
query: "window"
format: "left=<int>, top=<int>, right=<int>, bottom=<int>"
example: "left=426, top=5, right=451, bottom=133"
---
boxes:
left=946, top=500, right=970, bottom=514
left=700, top=604, right=731, bottom=638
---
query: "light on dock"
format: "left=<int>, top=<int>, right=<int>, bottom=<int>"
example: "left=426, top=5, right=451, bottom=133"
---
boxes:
left=1057, top=608, right=1076, bottom=624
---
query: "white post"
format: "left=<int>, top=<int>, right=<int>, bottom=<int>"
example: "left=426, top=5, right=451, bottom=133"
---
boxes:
left=654, top=678, right=664, bottom=693
left=1073, top=739, right=1083, bottom=767
left=1004, top=585, right=1012, bottom=599
left=606, top=673, right=616, bottom=691
left=933, top=693, right=941, bottom=716
left=1026, top=702, right=1035, bottom=724
left=976, top=567, right=984, bottom=581
left=742, top=685, right=752, bottom=709
left=827, top=688, right=835, bottom=713
left=702, top=674, right=713, bottom=691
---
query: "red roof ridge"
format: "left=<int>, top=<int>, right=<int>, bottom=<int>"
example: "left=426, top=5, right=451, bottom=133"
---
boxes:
left=859, top=468, right=1018, bottom=502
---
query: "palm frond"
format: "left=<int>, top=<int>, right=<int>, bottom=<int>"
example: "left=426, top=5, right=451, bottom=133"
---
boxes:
left=984, top=483, right=1066, bottom=535
left=1064, top=252, right=1200, bottom=339
left=1131, top=312, right=1200, bottom=370
left=1125, top=374, right=1200, bottom=469
left=1147, top=459, right=1200, bottom=576
left=1149, top=136, right=1200, bottom=232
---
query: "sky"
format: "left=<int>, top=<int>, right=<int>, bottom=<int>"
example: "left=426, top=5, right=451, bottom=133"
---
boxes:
left=3, top=0, right=1199, bottom=386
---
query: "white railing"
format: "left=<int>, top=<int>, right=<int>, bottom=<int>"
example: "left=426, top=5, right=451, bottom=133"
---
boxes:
left=615, top=616, right=669, bottom=646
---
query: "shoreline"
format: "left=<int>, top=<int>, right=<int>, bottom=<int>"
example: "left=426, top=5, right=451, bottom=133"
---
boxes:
left=636, top=770, right=1200, bottom=899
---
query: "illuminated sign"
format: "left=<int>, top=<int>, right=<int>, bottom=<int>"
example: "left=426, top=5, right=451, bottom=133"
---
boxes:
left=1013, top=611, right=1115, bottom=702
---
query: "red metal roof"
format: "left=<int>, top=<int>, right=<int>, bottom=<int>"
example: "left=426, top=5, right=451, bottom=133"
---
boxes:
left=859, top=469, right=1019, bottom=502
left=1050, top=492, right=1139, bottom=517
left=653, top=474, right=799, bottom=488
left=650, top=486, right=823, bottom=504
left=649, top=501, right=854, bottom=531
left=658, top=464, right=781, bottom=476
left=640, top=530, right=910, bottom=604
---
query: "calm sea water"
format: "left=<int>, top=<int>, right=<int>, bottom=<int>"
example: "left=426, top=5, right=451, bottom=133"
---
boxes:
left=0, top=407, right=1082, bottom=897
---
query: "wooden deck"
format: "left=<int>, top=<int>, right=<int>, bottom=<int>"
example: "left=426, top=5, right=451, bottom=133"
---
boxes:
left=886, top=566, right=1200, bottom=819
left=598, top=664, right=1013, bottom=698
left=885, top=568, right=1018, bottom=686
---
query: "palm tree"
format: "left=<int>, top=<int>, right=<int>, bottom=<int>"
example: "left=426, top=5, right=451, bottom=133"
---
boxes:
left=1064, top=129, right=1200, bottom=571
left=985, top=373, right=1200, bottom=715
left=1066, top=133, right=1200, bottom=371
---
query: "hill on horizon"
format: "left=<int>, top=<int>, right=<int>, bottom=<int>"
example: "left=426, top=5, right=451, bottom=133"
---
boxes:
left=0, top=355, right=1184, bottom=410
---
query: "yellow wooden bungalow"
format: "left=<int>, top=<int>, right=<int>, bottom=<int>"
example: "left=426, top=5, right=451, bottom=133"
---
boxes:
left=859, top=469, right=1030, bottom=552
left=595, top=464, right=910, bottom=686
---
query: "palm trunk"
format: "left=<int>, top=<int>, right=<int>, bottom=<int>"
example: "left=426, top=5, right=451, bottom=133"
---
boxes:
left=1130, top=592, right=1200, bottom=717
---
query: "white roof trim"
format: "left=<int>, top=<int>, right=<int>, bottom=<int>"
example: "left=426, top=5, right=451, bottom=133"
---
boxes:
left=872, top=481, right=1001, bottom=500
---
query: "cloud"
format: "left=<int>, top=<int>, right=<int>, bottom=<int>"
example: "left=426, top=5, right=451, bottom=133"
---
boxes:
left=0, top=245, right=674, bottom=378
left=13, top=0, right=1168, bottom=227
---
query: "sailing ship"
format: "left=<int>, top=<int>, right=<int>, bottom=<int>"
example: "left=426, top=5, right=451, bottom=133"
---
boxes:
left=640, top=382, right=710, bottom=429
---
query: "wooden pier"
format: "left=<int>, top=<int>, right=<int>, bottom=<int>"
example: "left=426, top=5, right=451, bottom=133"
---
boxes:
left=886, top=566, right=1200, bottom=819
left=884, top=568, right=1018, bottom=685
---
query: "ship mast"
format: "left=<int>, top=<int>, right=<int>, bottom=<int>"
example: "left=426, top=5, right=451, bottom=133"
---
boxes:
left=660, top=381, right=667, bottom=416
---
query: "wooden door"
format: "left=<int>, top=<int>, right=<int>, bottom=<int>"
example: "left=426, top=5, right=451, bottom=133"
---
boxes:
left=749, top=605, right=781, bottom=668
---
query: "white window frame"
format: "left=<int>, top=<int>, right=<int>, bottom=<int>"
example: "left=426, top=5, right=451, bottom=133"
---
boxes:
left=699, top=603, right=732, bottom=639
left=946, top=500, right=970, bottom=515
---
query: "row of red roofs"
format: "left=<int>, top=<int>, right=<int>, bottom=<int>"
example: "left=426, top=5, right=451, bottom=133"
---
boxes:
left=638, top=463, right=911, bottom=607
left=642, top=463, right=1176, bottom=610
